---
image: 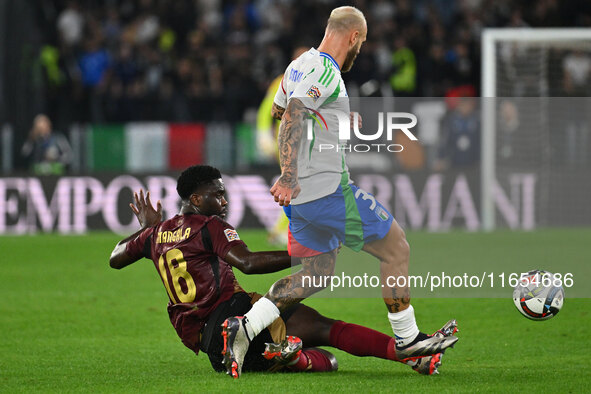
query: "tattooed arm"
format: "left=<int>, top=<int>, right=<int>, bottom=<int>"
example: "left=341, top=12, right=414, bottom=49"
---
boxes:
left=271, top=102, right=285, bottom=121
left=270, top=98, right=306, bottom=206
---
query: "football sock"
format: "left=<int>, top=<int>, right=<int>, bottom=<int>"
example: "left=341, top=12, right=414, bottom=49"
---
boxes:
left=289, top=349, right=334, bottom=372
left=329, top=320, right=398, bottom=361
left=387, top=305, right=420, bottom=348
left=243, top=297, right=280, bottom=340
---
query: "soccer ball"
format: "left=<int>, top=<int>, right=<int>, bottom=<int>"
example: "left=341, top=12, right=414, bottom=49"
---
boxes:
left=512, top=270, right=565, bottom=320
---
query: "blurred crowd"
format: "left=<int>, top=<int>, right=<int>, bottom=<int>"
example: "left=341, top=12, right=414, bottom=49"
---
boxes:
left=33, top=0, right=590, bottom=128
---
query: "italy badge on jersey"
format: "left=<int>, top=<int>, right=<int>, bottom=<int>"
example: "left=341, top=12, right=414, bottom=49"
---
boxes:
left=375, top=206, right=389, bottom=222
left=306, top=85, right=322, bottom=101
left=224, top=228, right=240, bottom=241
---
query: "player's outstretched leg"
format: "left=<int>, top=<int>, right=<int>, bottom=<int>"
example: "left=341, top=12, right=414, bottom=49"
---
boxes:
left=284, top=304, right=456, bottom=375
left=362, top=221, right=458, bottom=358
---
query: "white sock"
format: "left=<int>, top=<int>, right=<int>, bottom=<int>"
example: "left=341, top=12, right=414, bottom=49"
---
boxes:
left=244, top=297, right=280, bottom=339
left=388, top=305, right=419, bottom=347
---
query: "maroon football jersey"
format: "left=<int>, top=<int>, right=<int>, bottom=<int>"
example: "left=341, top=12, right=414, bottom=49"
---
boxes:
left=126, top=213, right=246, bottom=353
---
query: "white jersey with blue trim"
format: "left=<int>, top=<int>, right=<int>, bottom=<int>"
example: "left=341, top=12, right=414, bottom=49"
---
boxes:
left=273, top=48, right=350, bottom=205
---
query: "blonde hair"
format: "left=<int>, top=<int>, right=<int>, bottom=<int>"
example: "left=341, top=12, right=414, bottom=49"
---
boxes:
left=326, top=6, right=366, bottom=33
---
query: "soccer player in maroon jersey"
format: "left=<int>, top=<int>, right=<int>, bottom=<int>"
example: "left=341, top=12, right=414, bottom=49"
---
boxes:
left=109, top=165, right=456, bottom=375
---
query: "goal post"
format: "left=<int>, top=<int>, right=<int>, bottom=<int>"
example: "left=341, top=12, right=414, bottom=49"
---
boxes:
left=481, top=28, right=591, bottom=231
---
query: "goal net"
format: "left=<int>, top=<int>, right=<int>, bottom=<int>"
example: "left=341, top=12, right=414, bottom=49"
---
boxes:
left=481, top=29, right=591, bottom=230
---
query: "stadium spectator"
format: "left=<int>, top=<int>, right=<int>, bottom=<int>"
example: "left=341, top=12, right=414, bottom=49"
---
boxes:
left=21, top=114, right=72, bottom=175
left=562, top=50, right=591, bottom=166
left=436, top=96, right=480, bottom=170
left=420, top=43, right=454, bottom=96
left=389, top=37, right=417, bottom=96
left=112, top=44, right=138, bottom=87
left=78, top=37, right=110, bottom=88
left=56, top=0, right=84, bottom=48
left=563, top=50, right=591, bottom=96
left=497, top=99, right=521, bottom=165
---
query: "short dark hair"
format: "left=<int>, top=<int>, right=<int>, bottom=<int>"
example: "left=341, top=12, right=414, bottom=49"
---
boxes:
left=176, top=165, right=222, bottom=200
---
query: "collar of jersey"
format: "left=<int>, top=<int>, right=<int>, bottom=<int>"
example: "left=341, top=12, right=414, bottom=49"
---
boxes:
left=320, top=52, right=340, bottom=71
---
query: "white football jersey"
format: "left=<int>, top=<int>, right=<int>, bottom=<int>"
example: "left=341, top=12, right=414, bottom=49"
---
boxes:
left=274, top=48, right=350, bottom=205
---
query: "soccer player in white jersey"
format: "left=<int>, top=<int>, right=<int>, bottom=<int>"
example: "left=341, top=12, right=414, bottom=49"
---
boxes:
left=221, top=6, right=458, bottom=378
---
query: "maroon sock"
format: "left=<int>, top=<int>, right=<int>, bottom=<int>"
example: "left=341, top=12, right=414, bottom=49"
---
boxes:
left=289, top=349, right=334, bottom=372
left=329, top=320, right=399, bottom=361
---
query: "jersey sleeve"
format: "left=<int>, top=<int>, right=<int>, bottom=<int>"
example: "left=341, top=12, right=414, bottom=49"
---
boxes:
left=125, top=226, right=156, bottom=260
left=273, top=75, right=287, bottom=110
left=206, top=217, right=247, bottom=258
left=289, top=64, right=340, bottom=111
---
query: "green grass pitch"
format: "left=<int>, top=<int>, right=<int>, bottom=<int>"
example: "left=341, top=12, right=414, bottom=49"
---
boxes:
left=1, top=229, right=590, bottom=393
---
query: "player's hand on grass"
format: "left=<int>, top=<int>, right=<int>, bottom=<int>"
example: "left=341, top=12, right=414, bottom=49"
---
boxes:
left=270, top=176, right=300, bottom=206
left=130, top=189, right=162, bottom=228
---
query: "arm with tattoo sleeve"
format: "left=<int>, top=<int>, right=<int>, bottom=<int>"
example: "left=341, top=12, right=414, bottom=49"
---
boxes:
left=270, top=98, right=307, bottom=206
left=271, top=102, right=285, bottom=121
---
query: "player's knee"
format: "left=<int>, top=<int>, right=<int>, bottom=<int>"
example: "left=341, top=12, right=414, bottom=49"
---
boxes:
left=388, top=223, right=410, bottom=258
left=396, top=231, right=410, bottom=260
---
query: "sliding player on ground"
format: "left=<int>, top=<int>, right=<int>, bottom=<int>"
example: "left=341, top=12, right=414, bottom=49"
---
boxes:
left=109, top=165, right=457, bottom=376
